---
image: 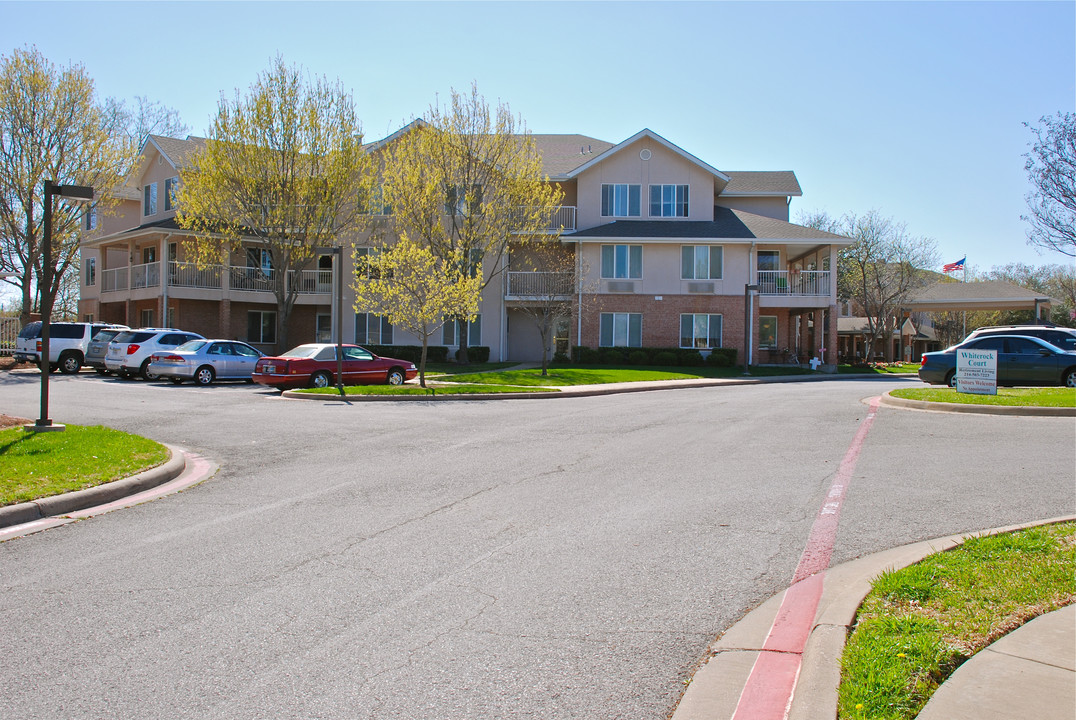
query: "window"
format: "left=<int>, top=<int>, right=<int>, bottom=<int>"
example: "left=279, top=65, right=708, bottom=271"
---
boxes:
left=142, top=246, right=156, bottom=264
left=354, top=247, right=383, bottom=279
left=143, top=182, right=157, bottom=216
left=600, top=184, right=641, bottom=217
left=600, top=245, right=642, bottom=279
left=600, top=312, right=642, bottom=347
left=248, top=311, right=276, bottom=344
left=316, top=314, right=332, bottom=343
left=759, top=316, right=777, bottom=349
left=164, top=177, right=179, bottom=211
left=355, top=313, right=393, bottom=345
left=757, top=250, right=780, bottom=272
left=247, top=248, right=273, bottom=274
left=650, top=184, right=688, bottom=217
left=681, top=245, right=722, bottom=279
left=443, top=315, right=482, bottom=346
left=140, top=309, right=154, bottom=327
left=85, top=257, right=96, bottom=287
left=166, top=307, right=175, bottom=328
left=680, top=314, right=722, bottom=349
left=84, top=205, right=97, bottom=231
left=364, top=185, right=392, bottom=216
left=446, top=184, right=482, bottom=216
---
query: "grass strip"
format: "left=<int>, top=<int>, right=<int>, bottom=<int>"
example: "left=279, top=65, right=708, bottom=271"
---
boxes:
left=890, top=386, right=1076, bottom=407
left=435, top=365, right=814, bottom=387
left=297, top=383, right=558, bottom=396
left=838, top=522, right=1075, bottom=720
left=0, top=425, right=170, bottom=506
left=838, top=363, right=920, bottom=375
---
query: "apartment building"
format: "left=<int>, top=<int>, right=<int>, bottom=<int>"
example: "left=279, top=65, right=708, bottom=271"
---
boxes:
left=78, top=128, right=853, bottom=365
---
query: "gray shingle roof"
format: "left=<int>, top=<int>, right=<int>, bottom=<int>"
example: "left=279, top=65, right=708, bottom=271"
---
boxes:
left=565, top=207, right=852, bottom=242
left=146, top=135, right=207, bottom=169
left=721, top=171, right=802, bottom=196
left=530, top=135, right=616, bottom=178
left=909, top=280, right=1053, bottom=303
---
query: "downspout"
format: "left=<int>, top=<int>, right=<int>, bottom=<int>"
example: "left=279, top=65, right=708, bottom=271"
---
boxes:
left=576, top=241, right=583, bottom=354
left=500, top=251, right=507, bottom=363
left=160, top=232, right=173, bottom=327
left=747, top=242, right=756, bottom=365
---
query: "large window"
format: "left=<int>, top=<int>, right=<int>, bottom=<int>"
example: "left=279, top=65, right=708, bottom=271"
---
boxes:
left=446, top=184, right=482, bottom=216
left=84, top=205, right=97, bottom=231
left=356, top=313, right=393, bottom=345
left=757, top=250, right=780, bottom=271
left=143, top=182, right=157, bottom=216
left=680, top=314, right=722, bottom=349
left=248, top=311, right=276, bottom=344
left=85, top=257, right=96, bottom=287
left=600, top=184, right=641, bottom=217
left=247, top=248, right=273, bottom=274
left=164, top=177, right=179, bottom=211
left=600, top=244, right=642, bottom=279
left=759, top=316, right=777, bottom=349
left=443, top=315, right=482, bottom=346
left=650, top=184, right=688, bottom=217
left=681, top=245, right=722, bottom=279
left=600, top=312, right=642, bottom=347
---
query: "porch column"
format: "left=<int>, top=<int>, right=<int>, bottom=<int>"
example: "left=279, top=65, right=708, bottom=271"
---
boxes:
left=825, top=305, right=838, bottom=365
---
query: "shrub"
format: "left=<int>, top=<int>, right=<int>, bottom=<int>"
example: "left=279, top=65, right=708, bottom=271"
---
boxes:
left=706, top=347, right=738, bottom=367
left=628, top=350, right=650, bottom=365
left=457, top=346, right=490, bottom=363
left=365, top=345, right=448, bottom=364
left=654, top=350, right=678, bottom=365
left=579, top=347, right=601, bottom=364
left=601, top=348, right=626, bottom=364
left=551, top=351, right=570, bottom=365
left=677, top=349, right=705, bottom=366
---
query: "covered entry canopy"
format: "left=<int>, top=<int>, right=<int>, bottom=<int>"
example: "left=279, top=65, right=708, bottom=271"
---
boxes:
left=903, top=280, right=1053, bottom=317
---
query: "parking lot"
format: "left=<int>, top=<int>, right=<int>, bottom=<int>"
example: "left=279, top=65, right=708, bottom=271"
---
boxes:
left=2, top=367, right=1074, bottom=719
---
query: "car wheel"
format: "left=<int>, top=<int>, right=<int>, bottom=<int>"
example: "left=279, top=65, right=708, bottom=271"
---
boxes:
left=58, top=352, right=82, bottom=374
left=195, top=366, right=215, bottom=386
left=140, top=359, right=159, bottom=381
left=946, top=370, right=958, bottom=388
left=387, top=367, right=405, bottom=386
left=1064, top=369, right=1076, bottom=388
left=310, top=371, right=332, bottom=389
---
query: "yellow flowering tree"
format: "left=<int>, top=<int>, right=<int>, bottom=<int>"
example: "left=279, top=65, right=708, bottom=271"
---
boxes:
left=352, top=236, right=480, bottom=387
left=177, top=55, right=372, bottom=351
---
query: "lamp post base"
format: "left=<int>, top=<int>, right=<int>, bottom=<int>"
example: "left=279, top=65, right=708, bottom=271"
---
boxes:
left=30, top=421, right=66, bottom=433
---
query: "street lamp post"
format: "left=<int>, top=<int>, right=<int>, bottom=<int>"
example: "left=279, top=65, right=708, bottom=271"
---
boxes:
left=34, top=180, right=94, bottom=433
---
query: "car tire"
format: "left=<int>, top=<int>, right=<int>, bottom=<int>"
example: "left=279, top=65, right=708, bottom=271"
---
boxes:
left=1064, top=369, right=1076, bottom=388
left=310, top=371, right=332, bottom=389
left=946, top=370, right=958, bottom=388
left=58, top=352, right=82, bottom=374
left=140, top=359, right=159, bottom=381
left=195, top=366, right=215, bottom=386
left=387, top=367, right=405, bottom=386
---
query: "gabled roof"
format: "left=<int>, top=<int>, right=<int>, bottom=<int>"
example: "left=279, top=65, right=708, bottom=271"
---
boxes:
left=142, top=135, right=207, bottom=170
left=564, top=128, right=731, bottom=185
left=904, top=281, right=1055, bottom=311
left=720, top=171, right=802, bottom=197
left=530, top=134, right=616, bottom=178
left=565, top=207, right=853, bottom=243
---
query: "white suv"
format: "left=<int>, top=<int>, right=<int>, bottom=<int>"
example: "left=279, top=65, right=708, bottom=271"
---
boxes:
left=105, top=328, right=205, bottom=380
left=14, top=321, right=129, bottom=374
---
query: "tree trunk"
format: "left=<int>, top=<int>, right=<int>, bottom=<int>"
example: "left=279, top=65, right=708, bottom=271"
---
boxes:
left=456, top=316, right=470, bottom=364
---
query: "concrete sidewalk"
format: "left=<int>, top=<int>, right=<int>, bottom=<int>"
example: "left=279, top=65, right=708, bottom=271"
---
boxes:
left=671, top=517, right=1076, bottom=720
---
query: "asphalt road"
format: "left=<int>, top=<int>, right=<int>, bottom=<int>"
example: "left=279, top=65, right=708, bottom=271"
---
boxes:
left=1, top=370, right=1073, bottom=720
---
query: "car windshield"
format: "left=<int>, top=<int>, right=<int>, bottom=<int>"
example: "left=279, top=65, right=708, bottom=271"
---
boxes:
left=112, top=331, right=155, bottom=343
left=279, top=345, right=322, bottom=358
left=91, top=329, right=121, bottom=342
left=18, top=322, right=42, bottom=338
left=176, top=340, right=209, bottom=352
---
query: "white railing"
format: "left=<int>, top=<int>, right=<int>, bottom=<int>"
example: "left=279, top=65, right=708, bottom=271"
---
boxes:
left=515, top=206, right=577, bottom=233
left=757, top=270, right=830, bottom=296
left=230, top=265, right=276, bottom=292
left=290, top=269, right=333, bottom=294
left=169, top=261, right=222, bottom=289
left=102, top=266, right=128, bottom=292
left=505, top=271, right=575, bottom=298
left=131, top=261, right=160, bottom=289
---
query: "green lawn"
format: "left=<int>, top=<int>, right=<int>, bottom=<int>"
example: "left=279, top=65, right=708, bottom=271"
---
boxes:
left=0, top=425, right=169, bottom=506
left=838, top=522, right=1075, bottom=720
left=437, top=364, right=813, bottom=387
left=891, top=386, right=1076, bottom=407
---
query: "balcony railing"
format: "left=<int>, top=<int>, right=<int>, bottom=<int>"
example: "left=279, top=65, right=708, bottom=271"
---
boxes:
left=169, top=261, right=222, bottom=289
left=757, top=270, right=831, bottom=296
left=101, top=266, right=128, bottom=293
left=100, top=261, right=331, bottom=295
left=505, top=271, right=575, bottom=298
left=131, top=261, right=160, bottom=289
left=514, top=206, right=577, bottom=233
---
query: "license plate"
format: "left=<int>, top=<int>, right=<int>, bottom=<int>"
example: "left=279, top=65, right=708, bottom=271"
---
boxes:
left=263, top=364, right=275, bottom=374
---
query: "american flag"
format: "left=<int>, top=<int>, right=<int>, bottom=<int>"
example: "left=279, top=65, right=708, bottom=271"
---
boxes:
left=943, top=257, right=966, bottom=273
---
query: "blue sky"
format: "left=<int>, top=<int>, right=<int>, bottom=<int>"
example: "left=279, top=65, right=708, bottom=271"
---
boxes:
left=3, top=1, right=1074, bottom=276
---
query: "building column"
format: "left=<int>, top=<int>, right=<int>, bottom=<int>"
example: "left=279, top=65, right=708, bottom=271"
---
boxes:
left=825, top=306, right=838, bottom=365
left=220, top=299, right=232, bottom=340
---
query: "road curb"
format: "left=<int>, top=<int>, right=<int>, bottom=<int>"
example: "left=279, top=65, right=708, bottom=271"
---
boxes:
left=671, top=515, right=1076, bottom=720
left=0, top=443, right=186, bottom=529
left=879, top=391, right=1076, bottom=416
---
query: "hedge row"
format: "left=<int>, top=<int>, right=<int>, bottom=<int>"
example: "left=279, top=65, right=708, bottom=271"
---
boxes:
left=566, top=346, right=738, bottom=367
left=363, top=345, right=491, bottom=364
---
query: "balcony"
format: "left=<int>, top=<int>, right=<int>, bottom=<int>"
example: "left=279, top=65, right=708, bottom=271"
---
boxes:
left=757, top=270, right=831, bottom=296
left=514, top=206, right=576, bottom=234
left=99, top=261, right=331, bottom=297
left=505, top=271, right=575, bottom=300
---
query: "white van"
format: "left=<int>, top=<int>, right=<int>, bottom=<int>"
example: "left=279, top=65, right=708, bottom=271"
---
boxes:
left=15, top=321, right=129, bottom=374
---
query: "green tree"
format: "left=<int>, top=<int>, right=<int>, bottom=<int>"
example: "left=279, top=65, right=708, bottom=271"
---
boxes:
left=380, top=85, right=564, bottom=362
left=1023, top=112, right=1076, bottom=258
left=352, top=236, right=480, bottom=387
left=177, top=56, right=372, bottom=351
left=0, top=46, right=133, bottom=327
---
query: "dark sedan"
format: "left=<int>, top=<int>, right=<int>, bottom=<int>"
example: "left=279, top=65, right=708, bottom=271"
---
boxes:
left=919, top=335, right=1076, bottom=388
left=251, top=343, right=418, bottom=390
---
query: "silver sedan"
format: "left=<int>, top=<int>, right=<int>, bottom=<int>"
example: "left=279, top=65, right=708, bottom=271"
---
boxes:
left=148, top=340, right=265, bottom=385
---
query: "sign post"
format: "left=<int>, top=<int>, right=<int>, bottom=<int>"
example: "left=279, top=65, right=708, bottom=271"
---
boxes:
left=956, top=348, right=997, bottom=395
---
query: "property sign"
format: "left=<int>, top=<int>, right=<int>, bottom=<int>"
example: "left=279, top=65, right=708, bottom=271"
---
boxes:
left=956, top=349, right=997, bottom=395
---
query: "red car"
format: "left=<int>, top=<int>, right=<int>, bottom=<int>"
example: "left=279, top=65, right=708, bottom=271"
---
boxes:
left=252, top=343, right=418, bottom=390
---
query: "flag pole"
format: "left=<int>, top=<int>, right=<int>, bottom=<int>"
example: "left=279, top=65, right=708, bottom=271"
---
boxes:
left=962, top=254, right=966, bottom=337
